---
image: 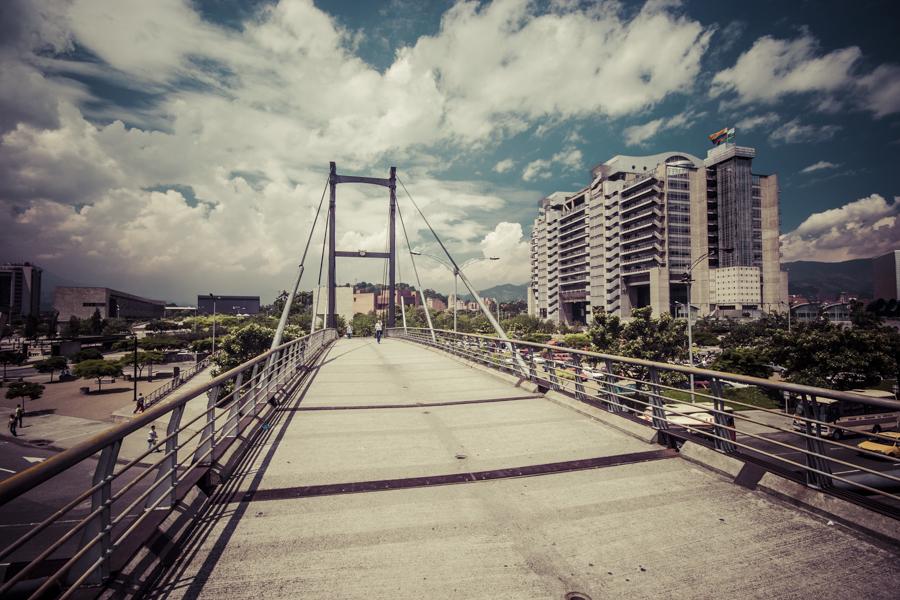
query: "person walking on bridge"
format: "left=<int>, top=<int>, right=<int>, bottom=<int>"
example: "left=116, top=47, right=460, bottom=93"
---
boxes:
left=346, top=324, right=353, bottom=340
left=147, top=424, right=160, bottom=452
left=374, top=320, right=383, bottom=344
left=15, top=404, right=24, bottom=428
left=8, top=413, right=18, bottom=437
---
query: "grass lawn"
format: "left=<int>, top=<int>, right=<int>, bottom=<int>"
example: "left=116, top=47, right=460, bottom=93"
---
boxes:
left=662, top=386, right=780, bottom=411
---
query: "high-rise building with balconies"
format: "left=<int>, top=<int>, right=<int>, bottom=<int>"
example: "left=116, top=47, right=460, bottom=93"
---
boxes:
left=528, top=143, right=787, bottom=324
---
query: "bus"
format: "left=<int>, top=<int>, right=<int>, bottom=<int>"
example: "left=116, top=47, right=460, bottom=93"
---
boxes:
left=791, top=390, right=900, bottom=439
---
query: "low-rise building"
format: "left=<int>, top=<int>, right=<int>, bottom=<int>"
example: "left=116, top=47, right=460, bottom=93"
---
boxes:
left=197, top=295, right=260, bottom=315
left=55, top=287, right=165, bottom=320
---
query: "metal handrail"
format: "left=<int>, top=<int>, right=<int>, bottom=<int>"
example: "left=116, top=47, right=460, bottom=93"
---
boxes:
left=390, top=327, right=900, bottom=409
left=142, top=356, right=212, bottom=408
left=0, top=328, right=337, bottom=597
left=390, top=327, right=900, bottom=514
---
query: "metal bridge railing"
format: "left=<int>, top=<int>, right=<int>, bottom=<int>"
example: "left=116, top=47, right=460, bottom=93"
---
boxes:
left=0, top=329, right=337, bottom=598
left=389, top=327, right=900, bottom=515
left=143, top=356, right=212, bottom=409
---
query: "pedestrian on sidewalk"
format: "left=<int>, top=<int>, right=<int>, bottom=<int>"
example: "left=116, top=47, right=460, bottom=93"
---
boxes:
left=133, top=393, right=145, bottom=414
left=346, top=324, right=353, bottom=339
left=147, top=424, right=160, bottom=452
left=8, top=414, right=18, bottom=437
left=375, top=320, right=383, bottom=344
left=15, top=404, right=24, bottom=427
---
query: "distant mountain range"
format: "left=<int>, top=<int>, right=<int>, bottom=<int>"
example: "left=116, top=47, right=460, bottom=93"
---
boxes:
left=461, top=282, right=529, bottom=303
left=784, top=258, right=874, bottom=301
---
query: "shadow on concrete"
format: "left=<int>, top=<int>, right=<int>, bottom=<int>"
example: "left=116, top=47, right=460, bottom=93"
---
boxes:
left=88, top=387, right=132, bottom=395
left=316, top=340, right=375, bottom=367
left=143, top=348, right=329, bottom=599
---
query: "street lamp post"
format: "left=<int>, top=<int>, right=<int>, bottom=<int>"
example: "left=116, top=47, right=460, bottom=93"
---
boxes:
left=208, top=294, right=217, bottom=355
left=680, top=248, right=733, bottom=401
left=411, top=252, right=499, bottom=331
left=132, top=333, right=138, bottom=406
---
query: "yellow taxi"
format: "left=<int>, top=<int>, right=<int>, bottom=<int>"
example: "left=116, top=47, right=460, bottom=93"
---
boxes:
left=857, top=431, right=900, bottom=458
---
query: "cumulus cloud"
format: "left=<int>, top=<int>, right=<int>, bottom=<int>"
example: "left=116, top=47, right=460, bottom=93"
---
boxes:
left=768, top=119, right=840, bottom=145
left=521, top=147, right=583, bottom=182
left=712, top=32, right=900, bottom=117
left=735, top=112, right=779, bottom=131
left=800, top=160, right=839, bottom=174
left=493, top=158, right=515, bottom=173
left=623, top=110, right=700, bottom=145
left=780, top=194, right=900, bottom=262
left=711, top=34, right=860, bottom=104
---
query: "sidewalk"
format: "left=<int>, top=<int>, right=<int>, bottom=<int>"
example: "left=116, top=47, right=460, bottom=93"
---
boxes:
left=0, top=361, right=213, bottom=461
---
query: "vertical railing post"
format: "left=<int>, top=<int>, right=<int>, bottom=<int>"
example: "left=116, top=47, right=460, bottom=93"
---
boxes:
left=527, top=347, right=537, bottom=383
left=225, top=372, right=244, bottom=439
left=801, top=394, right=833, bottom=489
left=69, top=440, right=121, bottom=585
left=710, top=378, right=736, bottom=453
left=194, top=384, right=220, bottom=465
left=603, top=359, right=622, bottom=413
left=146, top=403, right=185, bottom=510
left=248, top=362, right=261, bottom=416
left=548, top=354, right=560, bottom=391
left=573, top=354, right=586, bottom=402
left=647, top=367, right=668, bottom=432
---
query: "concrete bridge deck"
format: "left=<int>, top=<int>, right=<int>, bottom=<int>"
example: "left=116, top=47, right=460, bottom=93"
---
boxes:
left=146, top=338, right=899, bottom=599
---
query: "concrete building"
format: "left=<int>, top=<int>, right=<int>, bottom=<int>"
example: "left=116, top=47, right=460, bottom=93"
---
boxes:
left=873, top=250, right=900, bottom=300
left=427, top=297, right=447, bottom=311
left=197, top=295, right=260, bottom=316
left=55, top=287, right=165, bottom=320
left=0, top=262, right=42, bottom=319
left=529, top=142, right=788, bottom=325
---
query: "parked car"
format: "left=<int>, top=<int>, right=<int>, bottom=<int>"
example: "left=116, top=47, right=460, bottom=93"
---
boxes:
left=857, top=431, right=900, bottom=458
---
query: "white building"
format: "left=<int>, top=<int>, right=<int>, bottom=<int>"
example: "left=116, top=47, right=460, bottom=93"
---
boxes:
left=529, top=143, right=788, bottom=324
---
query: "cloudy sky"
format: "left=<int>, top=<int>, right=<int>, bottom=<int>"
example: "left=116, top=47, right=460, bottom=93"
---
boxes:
left=1, top=0, right=899, bottom=304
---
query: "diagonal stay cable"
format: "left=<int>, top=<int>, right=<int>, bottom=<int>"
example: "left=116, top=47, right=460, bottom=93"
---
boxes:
left=395, top=200, right=436, bottom=341
left=397, top=177, right=520, bottom=366
left=310, top=204, right=330, bottom=333
left=272, top=177, right=330, bottom=347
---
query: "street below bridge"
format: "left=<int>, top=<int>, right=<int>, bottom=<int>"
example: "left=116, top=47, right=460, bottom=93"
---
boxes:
left=143, top=337, right=899, bottom=600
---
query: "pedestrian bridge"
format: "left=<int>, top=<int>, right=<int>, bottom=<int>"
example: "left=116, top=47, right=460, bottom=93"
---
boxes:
left=0, top=331, right=898, bottom=599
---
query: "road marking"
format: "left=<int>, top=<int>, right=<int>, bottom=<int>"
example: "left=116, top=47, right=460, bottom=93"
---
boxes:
left=22, top=457, right=46, bottom=464
left=0, top=468, right=15, bottom=474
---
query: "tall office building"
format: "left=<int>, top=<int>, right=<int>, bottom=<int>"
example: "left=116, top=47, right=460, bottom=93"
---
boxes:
left=529, top=140, right=788, bottom=325
left=873, top=250, right=900, bottom=300
left=0, top=262, right=43, bottom=319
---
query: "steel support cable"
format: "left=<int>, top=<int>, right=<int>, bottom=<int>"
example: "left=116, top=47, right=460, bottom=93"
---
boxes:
left=396, top=177, right=502, bottom=332
left=311, top=207, right=330, bottom=333
left=272, top=177, right=330, bottom=348
left=395, top=201, right=436, bottom=341
left=396, top=176, right=524, bottom=370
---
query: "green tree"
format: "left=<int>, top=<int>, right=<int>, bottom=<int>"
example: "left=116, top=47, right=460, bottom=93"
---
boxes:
left=118, top=351, right=165, bottom=380
left=101, top=318, right=131, bottom=335
left=90, top=308, right=104, bottom=335
left=5, top=381, right=44, bottom=414
left=190, top=337, right=214, bottom=353
left=350, top=312, right=376, bottom=337
left=73, top=359, right=123, bottom=392
left=72, top=348, right=103, bottom=363
left=66, top=315, right=81, bottom=337
left=0, top=350, right=25, bottom=381
left=710, top=348, right=773, bottom=379
left=35, top=356, right=68, bottom=382
left=769, top=321, right=899, bottom=390
left=213, top=323, right=277, bottom=375
left=139, top=336, right=185, bottom=351
left=588, top=309, right=623, bottom=353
